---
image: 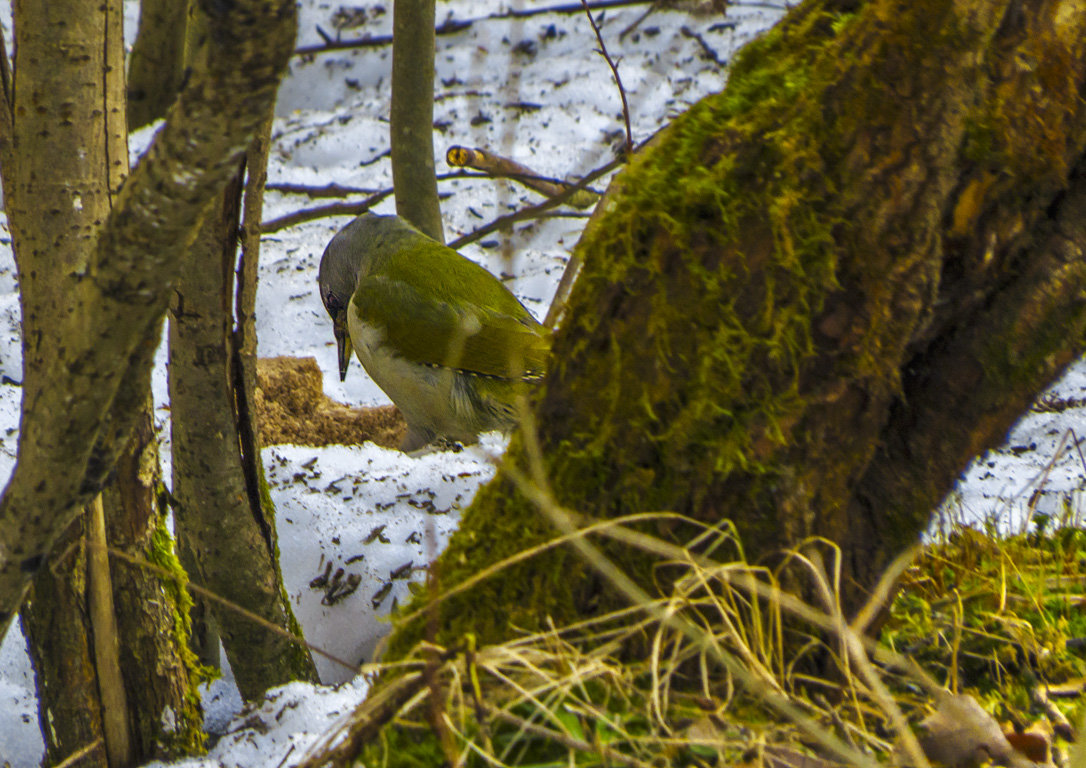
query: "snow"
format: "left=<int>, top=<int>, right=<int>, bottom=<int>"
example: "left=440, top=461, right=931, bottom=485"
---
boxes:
left=268, top=437, right=503, bottom=683
left=1, top=1, right=1085, bottom=766
left=939, top=366, right=1086, bottom=535
left=158, top=678, right=370, bottom=768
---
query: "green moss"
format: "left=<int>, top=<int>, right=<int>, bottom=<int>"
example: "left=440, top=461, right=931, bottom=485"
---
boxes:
left=386, top=0, right=1086, bottom=676
left=383, top=2, right=867, bottom=658
left=382, top=2, right=857, bottom=655
left=546, top=2, right=858, bottom=511
left=147, top=500, right=208, bottom=756
left=257, top=469, right=313, bottom=666
left=883, top=527, right=1086, bottom=727
left=385, top=454, right=584, bottom=657
left=361, top=724, right=449, bottom=768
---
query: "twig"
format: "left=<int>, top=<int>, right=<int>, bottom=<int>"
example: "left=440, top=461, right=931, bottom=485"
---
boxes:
left=1032, top=685, right=1076, bottom=742
left=496, top=0, right=655, bottom=19
left=680, top=25, right=728, bottom=68
left=296, top=648, right=460, bottom=768
left=618, top=3, right=656, bottom=40
left=446, top=151, right=624, bottom=250
left=1068, top=427, right=1086, bottom=527
left=261, top=194, right=393, bottom=233
left=446, top=145, right=599, bottom=209
left=540, top=131, right=663, bottom=328
left=265, top=181, right=382, bottom=198
left=1019, top=428, right=1074, bottom=535
left=105, top=545, right=358, bottom=672
left=295, top=18, right=471, bottom=56
left=580, top=0, right=634, bottom=157
left=274, top=744, right=297, bottom=768
left=495, top=0, right=791, bottom=16
left=295, top=671, right=429, bottom=768
left=295, top=0, right=660, bottom=55
left=261, top=172, right=480, bottom=232
left=52, top=739, right=104, bottom=768
left=295, top=0, right=797, bottom=57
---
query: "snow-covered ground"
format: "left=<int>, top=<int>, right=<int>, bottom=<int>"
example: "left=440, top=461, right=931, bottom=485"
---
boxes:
left=2, top=1, right=1086, bottom=766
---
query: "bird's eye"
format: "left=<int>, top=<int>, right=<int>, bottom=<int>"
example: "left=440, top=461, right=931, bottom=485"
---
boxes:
left=324, top=292, right=343, bottom=314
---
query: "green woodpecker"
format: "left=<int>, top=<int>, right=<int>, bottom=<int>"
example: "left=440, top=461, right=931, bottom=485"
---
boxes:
left=318, top=214, right=550, bottom=451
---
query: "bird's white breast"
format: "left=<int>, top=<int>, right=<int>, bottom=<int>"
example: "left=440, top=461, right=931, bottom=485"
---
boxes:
left=347, top=306, right=492, bottom=444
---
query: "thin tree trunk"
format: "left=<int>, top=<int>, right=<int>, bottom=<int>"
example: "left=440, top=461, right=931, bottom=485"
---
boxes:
left=105, top=0, right=203, bottom=743
left=391, top=0, right=444, bottom=241
left=170, top=157, right=318, bottom=700
left=12, top=0, right=113, bottom=762
left=16, top=0, right=203, bottom=762
left=103, top=403, right=204, bottom=758
left=0, top=0, right=297, bottom=754
left=21, top=524, right=108, bottom=766
left=127, top=0, right=191, bottom=129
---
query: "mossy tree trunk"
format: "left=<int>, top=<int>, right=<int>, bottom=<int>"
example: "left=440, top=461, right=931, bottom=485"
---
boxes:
left=167, top=1, right=316, bottom=699
left=386, top=0, right=1086, bottom=657
left=102, top=406, right=205, bottom=759
left=390, top=0, right=444, bottom=242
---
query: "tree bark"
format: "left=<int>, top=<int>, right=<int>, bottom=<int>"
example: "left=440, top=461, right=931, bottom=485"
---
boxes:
left=103, top=405, right=204, bottom=759
left=382, top=0, right=1086, bottom=657
left=10, top=2, right=114, bottom=764
left=20, top=521, right=105, bottom=767
left=127, top=0, right=192, bottom=130
left=170, top=150, right=318, bottom=700
left=391, top=0, right=444, bottom=241
left=12, top=0, right=207, bottom=762
left=312, top=4, right=1086, bottom=762
left=0, top=0, right=297, bottom=639
left=86, top=495, right=132, bottom=767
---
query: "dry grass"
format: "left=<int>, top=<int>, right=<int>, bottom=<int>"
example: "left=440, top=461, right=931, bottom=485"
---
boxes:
left=288, top=501, right=1086, bottom=768
left=288, top=409, right=1086, bottom=768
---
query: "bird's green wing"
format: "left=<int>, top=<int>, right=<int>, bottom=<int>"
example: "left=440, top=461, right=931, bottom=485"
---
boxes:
left=371, top=236, right=544, bottom=321
left=351, top=275, right=550, bottom=380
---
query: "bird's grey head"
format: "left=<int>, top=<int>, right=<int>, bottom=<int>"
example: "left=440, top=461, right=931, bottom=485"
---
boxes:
left=317, top=213, right=409, bottom=321
left=318, top=214, right=418, bottom=381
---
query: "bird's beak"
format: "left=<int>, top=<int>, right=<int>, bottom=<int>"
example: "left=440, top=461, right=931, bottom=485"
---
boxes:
left=334, top=317, right=353, bottom=382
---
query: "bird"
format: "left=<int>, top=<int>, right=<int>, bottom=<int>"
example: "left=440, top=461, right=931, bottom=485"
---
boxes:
left=318, top=213, right=551, bottom=452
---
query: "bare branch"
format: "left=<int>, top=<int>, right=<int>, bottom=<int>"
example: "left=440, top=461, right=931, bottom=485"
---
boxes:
left=680, top=24, right=728, bottom=68
left=265, top=181, right=382, bottom=197
left=261, top=189, right=396, bottom=233
left=446, top=145, right=600, bottom=209
left=580, top=0, right=633, bottom=157
left=296, top=17, right=469, bottom=56
left=295, top=1, right=793, bottom=57
left=447, top=152, right=623, bottom=250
